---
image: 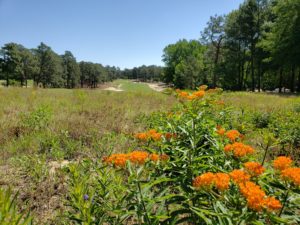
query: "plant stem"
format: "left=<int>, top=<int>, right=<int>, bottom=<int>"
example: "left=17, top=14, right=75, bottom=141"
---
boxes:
left=261, top=143, right=269, bottom=166
left=137, top=180, right=151, bottom=224
left=279, top=188, right=290, bottom=217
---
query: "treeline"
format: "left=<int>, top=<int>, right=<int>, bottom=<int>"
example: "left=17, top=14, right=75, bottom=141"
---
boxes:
left=120, top=65, right=163, bottom=82
left=0, top=42, right=122, bottom=88
left=162, top=0, right=300, bottom=92
left=0, top=42, right=164, bottom=88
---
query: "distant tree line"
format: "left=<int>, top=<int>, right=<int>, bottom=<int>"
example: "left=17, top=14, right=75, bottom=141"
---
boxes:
left=0, top=42, right=164, bottom=88
left=0, top=42, right=122, bottom=88
left=162, top=0, right=300, bottom=92
left=120, top=65, right=163, bottom=82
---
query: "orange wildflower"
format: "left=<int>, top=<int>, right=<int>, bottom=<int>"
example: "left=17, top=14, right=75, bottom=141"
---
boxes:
left=160, top=154, right=169, bottom=161
left=151, top=132, right=162, bottom=141
left=244, top=162, right=265, bottom=176
left=239, top=182, right=282, bottom=212
left=193, top=172, right=215, bottom=189
left=229, top=169, right=250, bottom=184
left=165, top=132, right=172, bottom=140
left=273, top=156, right=293, bottom=171
left=239, top=181, right=266, bottom=211
left=149, top=153, right=159, bottom=161
left=134, top=132, right=148, bottom=141
left=178, top=91, right=189, bottom=98
left=134, top=129, right=163, bottom=142
left=281, top=167, right=300, bottom=186
left=104, top=151, right=169, bottom=167
left=214, top=173, right=230, bottom=191
left=193, top=90, right=205, bottom=98
left=224, top=142, right=254, bottom=157
left=165, top=132, right=176, bottom=140
left=216, top=126, right=226, bottom=136
left=263, top=197, right=282, bottom=212
left=224, top=144, right=232, bottom=153
left=226, top=130, right=241, bottom=142
left=215, top=100, right=225, bottom=105
left=187, top=94, right=197, bottom=100
left=207, top=88, right=217, bottom=93
left=199, top=85, right=208, bottom=90
left=232, top=142, right=254, bottom=157
left=129, top=151, right=149, bottom=165
left=104, top=153, right=129, bottom=167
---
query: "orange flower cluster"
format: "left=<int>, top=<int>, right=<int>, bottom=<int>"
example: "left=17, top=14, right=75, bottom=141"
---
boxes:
left=239, top=181, right=282, bottom=212
left=225, top=130, right=241, bottom=142
left=229, top=169, right=251, bottom=184
left=224, top=142, right=255, bottom=157
left=216, top=125, right=226, bottom=136
left=263, top=197, right=283, bottom=212
left=206, top=87, right=222, bottom=94
left=244, top=162, right=265, bottom=177
left=239, top=181, right=266, bottom=211
left=281, top=167, right=300, bottom=186
left=134, top=129, right=162, bottom=142
left=273, top=156, right=293, bottom=171
left=176, top=89, right=205, bottom=101
left=272, top=156, right=300, bottom=186
left=193, top=172, right=230, bottom=191
left=199, top=85, right=208, bottom=90
left=103, top=151, right=169, bottom=167
left=165, top=132, right=177, bottom=140
left=214, top=100, right=225, bottom=105
left=229, top=169, right=281, bottom=212
left=215, top=173, right=231, bottom=191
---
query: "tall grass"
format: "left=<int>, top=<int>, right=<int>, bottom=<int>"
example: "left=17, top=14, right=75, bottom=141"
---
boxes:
left=0, top=83, right=299, bottom=224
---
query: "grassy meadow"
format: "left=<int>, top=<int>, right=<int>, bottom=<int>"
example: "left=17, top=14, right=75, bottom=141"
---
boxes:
left=0, top=81, right=300, bottom=224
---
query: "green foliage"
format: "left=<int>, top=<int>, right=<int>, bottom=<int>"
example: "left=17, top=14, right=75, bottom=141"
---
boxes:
left=65, top=89, right=300, bottom=224
left=66, top=161, right=128, bottom=224
left=11, top=154, right=48, bottom=183
left=162, top=39, right=206, bottom=89
left=0, top=188, right=32, bottom=225
left=20, top=105, right=52, bottom=131
left=62, top=51, right=80, bottom=88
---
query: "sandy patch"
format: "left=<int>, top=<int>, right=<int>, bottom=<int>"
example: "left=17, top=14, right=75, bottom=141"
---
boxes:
left=103, top=84, right=123, bottom=92
left=146, top=82, right=167, bottom=92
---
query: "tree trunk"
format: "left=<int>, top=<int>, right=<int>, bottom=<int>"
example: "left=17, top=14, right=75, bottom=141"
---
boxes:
left=279, top=68, right=283, bottom=93
left=297, top=69, right=300, bottom=92
left=213, top=41, right=221, bottom=88
left=241, top=49, right=246, bottom=90
left=6, top=74, right=9, bottom=87
left=258, top=62, right=261, bottom=92
left=251, top=41, right=255, bottom=92
left=238, top=41, right=241, bottom=90
left=20, top=73, right=24, bottom=87
left=290, top=65, right=295, bottom=93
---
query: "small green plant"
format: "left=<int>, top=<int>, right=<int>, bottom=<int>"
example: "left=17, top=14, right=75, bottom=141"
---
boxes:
left=252, top=111, right=273, bottom=128
left=11, top=155, right=48, bottom=183
left=0, top=188, right=32, bottom=225
left=21, top=105, right=52, bottom=131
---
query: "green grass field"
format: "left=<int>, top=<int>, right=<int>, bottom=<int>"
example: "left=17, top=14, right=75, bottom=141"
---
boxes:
left=112, top=79, right=155, bottom=92
left=0, top=81, right=300, bottom=224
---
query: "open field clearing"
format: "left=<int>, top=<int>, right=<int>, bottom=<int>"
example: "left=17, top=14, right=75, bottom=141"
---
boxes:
left=0, top=83, right=175, bottom=224
left=0, top=81, right=300, bottom=224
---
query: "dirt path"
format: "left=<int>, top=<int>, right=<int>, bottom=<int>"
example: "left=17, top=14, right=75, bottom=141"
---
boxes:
left=102, top=84, right=123, bottom=92
left=145, top=82, right=167, bottom=92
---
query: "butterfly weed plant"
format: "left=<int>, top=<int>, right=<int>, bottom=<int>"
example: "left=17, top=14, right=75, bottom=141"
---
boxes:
left=66, top=86, right=300, bottom=224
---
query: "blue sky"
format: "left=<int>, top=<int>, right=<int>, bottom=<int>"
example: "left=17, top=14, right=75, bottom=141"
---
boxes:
left=0, top=0, right=244, bottom=69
